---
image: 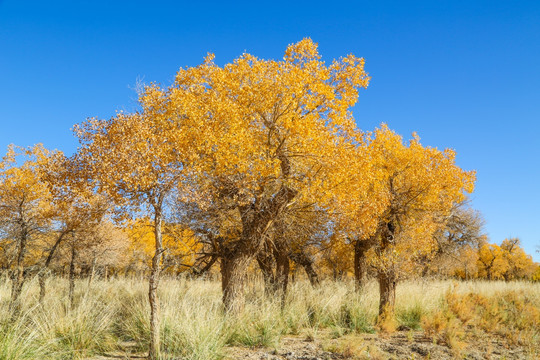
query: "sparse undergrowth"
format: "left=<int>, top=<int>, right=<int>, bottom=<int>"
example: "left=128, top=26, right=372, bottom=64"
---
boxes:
left=0, top=277, right=538, bottom=359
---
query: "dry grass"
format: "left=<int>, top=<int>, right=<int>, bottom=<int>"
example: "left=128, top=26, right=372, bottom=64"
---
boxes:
left=0, top=276, right=538, bottom=359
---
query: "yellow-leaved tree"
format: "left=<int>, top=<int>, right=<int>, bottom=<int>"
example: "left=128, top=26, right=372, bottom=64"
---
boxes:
left=38, top=151, right=109, bottom=302
left=0, top=144, right=56, bottom=311
left=340, top=125, right=475, bottom=319
left=74, top=110, right=200, bottom=359
left=160, top=38, right=370, bottom=312
left=500, top=238, right=536, bottom=280
left=477, top=243, right=508, bottom=279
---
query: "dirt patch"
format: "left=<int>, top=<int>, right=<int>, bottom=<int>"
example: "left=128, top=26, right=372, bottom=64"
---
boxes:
left=227, top=336, right=340, bottom=360
left=225, top=331, right=532, bottom=360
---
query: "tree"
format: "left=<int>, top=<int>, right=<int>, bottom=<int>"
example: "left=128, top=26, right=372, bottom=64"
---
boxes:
left=500, top=238, right=536, bottom=280
left=74, top=105, right=199, bottom=359
left=161, top=38, right=370, bottom=311
left=57, top=219, right=129, bottom=307
left=0, top=144, right=55, bottom=312
left=255, top=203, right=329, bottom=302
left=426, top=205, right=487, bottom=278
left=452, top=245, right=480, bottom=280
left=321, top=231, right=353, bottom=280
left=38, top=151, right=109, bottom=302
left=342, top=125, right=475, bottom=318
left=477, top=243, right=508, bottom=280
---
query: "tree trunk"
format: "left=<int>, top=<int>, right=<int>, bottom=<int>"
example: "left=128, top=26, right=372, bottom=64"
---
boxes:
left=38, top=272, right=47, bottom=303
left=377, top=221, right=397, bottom=318
left=88, top=256, right=97, bottom=287
left=39, top=231, right=68, bottom=303
left=303, top=263, right=319, bottom=286
left=148, top=206, right=164, bottom=360
left=274, top=242, right=289, bottom=306
left=256, top=246, right=276, bottom=296
left=221, top=250, right=253, bottom=313
left=354, top=240, right=370, bottom=292
left=10, top=228, right=29, bottom=313
left=378, top=270, right=396, bottom=316
left=421, top=264, right=430, bottom=277
left=68, top=244, right=78, bottom=309
left=220, top=170, right=297, bottom=311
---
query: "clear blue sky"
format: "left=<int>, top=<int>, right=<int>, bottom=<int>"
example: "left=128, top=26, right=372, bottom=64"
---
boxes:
left=1, top=0, right=539, bottom=260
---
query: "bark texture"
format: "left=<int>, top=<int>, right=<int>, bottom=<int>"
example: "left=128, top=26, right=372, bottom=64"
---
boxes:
left=221, top=250, right=253, bottom=313
left=256, top=242, right=276, bottom=295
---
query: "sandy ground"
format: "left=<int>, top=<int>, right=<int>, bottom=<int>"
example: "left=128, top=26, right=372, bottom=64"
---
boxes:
left=226, top=331, right=531, bottom=360
left=92, top=329, right=533, bottom=360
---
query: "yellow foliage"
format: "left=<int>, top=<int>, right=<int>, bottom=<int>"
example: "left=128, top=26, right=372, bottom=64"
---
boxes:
left=340, top=125, right=476, bottom=278
left=126, top=218, right=201, bottom=273
left=0, top=144, right=57, bottom=268
left=477, top=243, right=508, bottom=280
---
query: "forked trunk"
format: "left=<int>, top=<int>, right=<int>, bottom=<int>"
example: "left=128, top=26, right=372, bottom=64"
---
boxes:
left=220, top=173, right=297, bottom=312
left=148, top=206, right=164, bottom=360
left=302, top=262, right=319, bottom=287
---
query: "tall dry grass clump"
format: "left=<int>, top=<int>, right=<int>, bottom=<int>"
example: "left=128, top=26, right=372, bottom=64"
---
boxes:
left=422, top=281, right=540, bottom=357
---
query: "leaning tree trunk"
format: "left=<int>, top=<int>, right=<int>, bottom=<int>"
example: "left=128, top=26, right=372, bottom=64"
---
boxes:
left=148, top=205, right=164, bottom=360
left=39, top=231, right=68, bottom=303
